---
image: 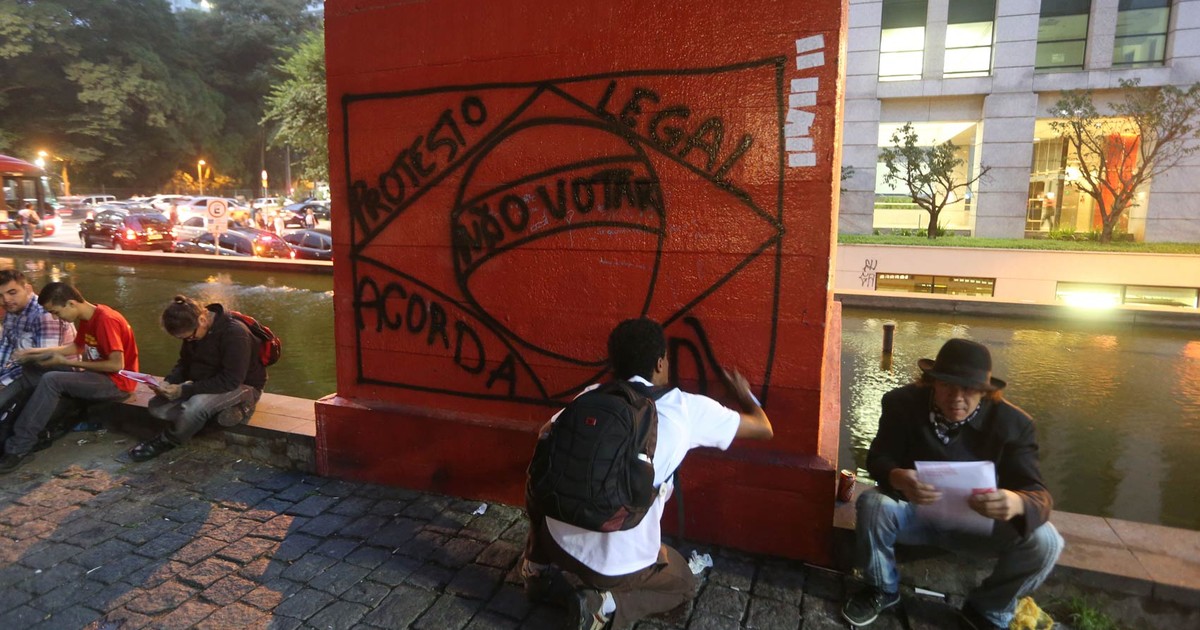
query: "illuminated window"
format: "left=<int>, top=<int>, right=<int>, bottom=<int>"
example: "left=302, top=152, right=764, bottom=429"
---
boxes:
left=880, top=0, right=928, bottom=81
left=876, top=273, right=996, bottom=297
left=1124, top=285, right=1199, bottom=308
left=1056, top=282, right=1123, bottom=308
left=944, top=0, right=995, bottom=78
left=1113, top=0, right=1170, bottom=67
left=1036, top=0, right=1090, bottom=72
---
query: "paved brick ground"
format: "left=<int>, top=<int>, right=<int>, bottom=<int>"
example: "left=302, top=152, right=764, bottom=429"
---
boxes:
left=3, top=429, right=1155, bottom=629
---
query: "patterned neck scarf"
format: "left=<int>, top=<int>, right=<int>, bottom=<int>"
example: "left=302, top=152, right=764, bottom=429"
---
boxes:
left=928, top=401, right=981, bottom=445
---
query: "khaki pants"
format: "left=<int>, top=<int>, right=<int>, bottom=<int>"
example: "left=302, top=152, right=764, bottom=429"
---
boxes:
left=525, top=507, right=695, bottom=629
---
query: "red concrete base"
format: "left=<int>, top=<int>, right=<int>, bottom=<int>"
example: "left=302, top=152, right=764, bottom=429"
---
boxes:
left=315, top=395, right=836, bottom=565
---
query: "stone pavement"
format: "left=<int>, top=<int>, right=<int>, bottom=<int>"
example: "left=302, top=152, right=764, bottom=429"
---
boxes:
left=1, top=430, right=1192, bottom=630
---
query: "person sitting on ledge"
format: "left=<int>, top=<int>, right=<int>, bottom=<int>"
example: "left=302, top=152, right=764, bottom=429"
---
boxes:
left=521, top=318, right=773, bottom=630
left=842, top=338, right=1064, bottom=630
left=0, top=282, right=139, bottom=473
left=128, top=295, right=266, bottom=462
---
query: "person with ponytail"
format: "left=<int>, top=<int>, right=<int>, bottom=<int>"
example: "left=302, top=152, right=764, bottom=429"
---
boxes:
left=126, top=295, right=266, bottom=462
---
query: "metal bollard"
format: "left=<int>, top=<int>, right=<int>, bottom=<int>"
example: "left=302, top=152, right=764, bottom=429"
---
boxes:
left=882, top=322, right=896, bottom=354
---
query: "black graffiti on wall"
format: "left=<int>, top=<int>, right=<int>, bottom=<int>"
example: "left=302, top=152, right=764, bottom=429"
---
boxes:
left=342, top=59, right=795, bottom=404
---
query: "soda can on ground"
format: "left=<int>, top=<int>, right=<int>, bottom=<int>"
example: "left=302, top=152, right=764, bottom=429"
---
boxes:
left=837, top=469, right=856, bottom=503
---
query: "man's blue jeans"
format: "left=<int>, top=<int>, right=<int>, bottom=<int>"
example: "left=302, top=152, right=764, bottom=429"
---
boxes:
left=855, top=488, right=1064, bottom=627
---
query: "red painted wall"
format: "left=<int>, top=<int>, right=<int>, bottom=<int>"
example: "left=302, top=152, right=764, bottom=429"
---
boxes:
left=321, top=0, right=847, bottom=563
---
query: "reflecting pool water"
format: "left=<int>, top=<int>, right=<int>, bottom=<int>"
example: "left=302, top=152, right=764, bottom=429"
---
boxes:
left=2, top=254, right=336, bottom=400
left=840, top=307, right=1200, bottom=530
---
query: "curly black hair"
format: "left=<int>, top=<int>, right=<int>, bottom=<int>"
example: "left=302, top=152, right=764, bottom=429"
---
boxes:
left=607, top=318, right=666, bottom=380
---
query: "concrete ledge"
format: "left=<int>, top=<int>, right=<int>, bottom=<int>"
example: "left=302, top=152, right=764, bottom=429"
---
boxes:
left=110, top=385, right=317, bottom=472
left=833, top=481, right=1200, bottom=609
left=835, top=291, right=1200, bottom=329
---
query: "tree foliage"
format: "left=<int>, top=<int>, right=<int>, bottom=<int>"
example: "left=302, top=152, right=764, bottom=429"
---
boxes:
left=878, top=123, right=990, bottom=239
left=0, top=0, right=318, bottom=193
left=1050, top=79, right=1200, bottom=244
left=262, top=28, right=327, bottom=183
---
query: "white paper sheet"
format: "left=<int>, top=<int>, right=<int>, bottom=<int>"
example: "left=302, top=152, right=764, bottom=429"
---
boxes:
left=914, top=460, right=997, bottom=535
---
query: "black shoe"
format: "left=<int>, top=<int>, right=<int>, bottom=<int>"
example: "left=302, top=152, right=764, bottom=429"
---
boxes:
left=564, top=588, right=611, bottom=630
left=128, top=435, right=177, bottom=462
left=957, top=605, right=1004, bottom=630
left=842, top=587, right=900, bottom=627
left=0, top=451, right=35, bottom=474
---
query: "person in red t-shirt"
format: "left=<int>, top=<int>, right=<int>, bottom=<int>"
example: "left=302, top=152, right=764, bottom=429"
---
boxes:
left=0, top=282, right=139, bottom=473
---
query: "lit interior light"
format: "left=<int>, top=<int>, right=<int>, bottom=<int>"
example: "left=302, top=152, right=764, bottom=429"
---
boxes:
left=1059, top=291, right=1121, bottom=309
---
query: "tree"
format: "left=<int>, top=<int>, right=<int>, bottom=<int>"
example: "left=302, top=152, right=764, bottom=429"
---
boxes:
left=878, top=123, right=990, bottom=239
left=261, top=28, right=328, bottom=183
left=1050, top=78, right=1200, bottom=244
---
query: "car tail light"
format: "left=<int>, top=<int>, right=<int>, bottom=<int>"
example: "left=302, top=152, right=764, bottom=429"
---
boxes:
left=125, top=228, right=137, bottom=240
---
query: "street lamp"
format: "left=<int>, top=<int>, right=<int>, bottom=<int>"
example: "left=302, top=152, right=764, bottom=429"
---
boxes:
left=197, top=159, right=207, bottom=196
left=36, top=150, right=70, bottom=196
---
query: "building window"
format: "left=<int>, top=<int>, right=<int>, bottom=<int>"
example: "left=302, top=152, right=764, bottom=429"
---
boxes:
left=1056, top=282, right=1200, bottom=308
left=877, top=274, right=996, bottom=297
left=1036, top=0, right=1091, bottom=72
left=880, top=0, right=928, bottom=81
left=944, top=0, right=995, bottom=77
left=1113, top=0, right=1170, bottom=67
left=874, top=122, right=981, bottom=232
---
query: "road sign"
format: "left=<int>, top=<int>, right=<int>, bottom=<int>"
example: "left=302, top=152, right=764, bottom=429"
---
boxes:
left=206, top=199, right=229, bottom=236
left=206, top=199, right=228, bottom=220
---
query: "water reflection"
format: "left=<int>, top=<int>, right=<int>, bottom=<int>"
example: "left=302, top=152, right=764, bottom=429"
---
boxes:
left=840, top=307, right=1200, bottom=531
left=2, top=254, right=337, bottom=400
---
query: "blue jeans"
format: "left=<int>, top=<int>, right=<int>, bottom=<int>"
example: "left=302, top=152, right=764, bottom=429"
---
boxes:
left=149, top=385, right=259, bottom=443
left=855, top=488, right=1064, bottom=627
left=4, top=371, right=128, bottom=456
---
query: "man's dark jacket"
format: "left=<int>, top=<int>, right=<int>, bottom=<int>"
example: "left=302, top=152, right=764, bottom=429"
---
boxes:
left=164, top=304, right=267, bottom=399
left=866, top=384, right=1052, bottom=537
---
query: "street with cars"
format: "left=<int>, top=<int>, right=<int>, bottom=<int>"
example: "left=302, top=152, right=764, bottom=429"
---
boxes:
left=13, top=197, right=333, bottom=261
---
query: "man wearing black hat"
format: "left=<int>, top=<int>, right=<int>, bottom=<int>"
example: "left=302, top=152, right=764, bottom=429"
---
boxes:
left=842, top=339, right=1063, bottom=630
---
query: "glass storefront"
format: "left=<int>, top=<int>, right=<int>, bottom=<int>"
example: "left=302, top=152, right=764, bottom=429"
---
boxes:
left=874, top=121, right=981, bottom=233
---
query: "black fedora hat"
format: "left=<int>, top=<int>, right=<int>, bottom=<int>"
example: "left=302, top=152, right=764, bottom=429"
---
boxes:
left=917, top=339, right=1006, bottom=391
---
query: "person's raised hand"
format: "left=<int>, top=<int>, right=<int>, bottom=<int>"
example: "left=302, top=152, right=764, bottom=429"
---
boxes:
left=889, top=468, right=942, bottom=505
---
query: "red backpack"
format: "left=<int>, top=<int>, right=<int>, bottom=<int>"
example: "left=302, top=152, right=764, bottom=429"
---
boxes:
left=228, top=311, right=282, bottom=366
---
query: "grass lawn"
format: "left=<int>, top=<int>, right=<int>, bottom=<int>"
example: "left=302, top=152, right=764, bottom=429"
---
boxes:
left=838, top=234, right=1200, bottom=254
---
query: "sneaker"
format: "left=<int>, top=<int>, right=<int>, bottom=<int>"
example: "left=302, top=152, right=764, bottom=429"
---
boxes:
left=564, top=588, right=611, bottom=630
left=216, top=401, right=251, bottom=427
left=842, top=587, right=900, bottom=627
left=0, top=451, right=35, bottom=474
left=957, top=605, right=1004, bottom=630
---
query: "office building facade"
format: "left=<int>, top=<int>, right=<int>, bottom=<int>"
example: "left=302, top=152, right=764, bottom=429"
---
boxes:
left=840, top=0, right=1200, bottom=241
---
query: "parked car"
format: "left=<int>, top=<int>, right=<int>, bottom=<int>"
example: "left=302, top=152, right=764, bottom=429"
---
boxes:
left=173, top=232, right=254, bottom=257
left=58, top=194, right=117, bottom=218
left=171, top=196, right=252, bottom=224
left=282, top=229, right=333, bottom=261
left=79, top=209, right=174, bottom=251
left=229, top=225, right=296, bottom=258
left=172, top=216, right=209, bottom=242
left=281, top=199, right=330, bottom=222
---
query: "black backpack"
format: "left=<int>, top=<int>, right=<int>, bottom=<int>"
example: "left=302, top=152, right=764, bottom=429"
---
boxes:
left=228, top=311, right=282, bottom=366
left=526, top=380, right=673, bottom=532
